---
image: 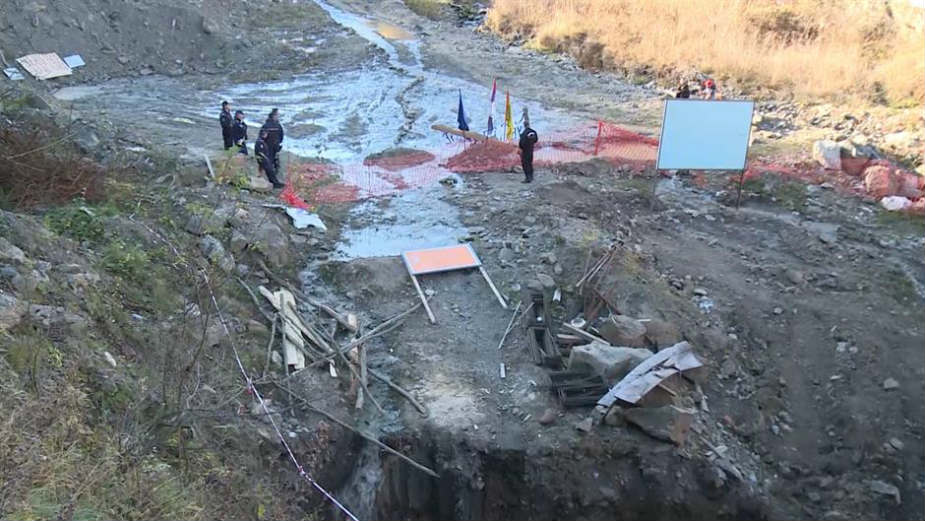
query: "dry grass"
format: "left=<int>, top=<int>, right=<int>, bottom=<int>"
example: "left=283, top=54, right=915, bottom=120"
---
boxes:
left=486, top=0, right=925, bottom=105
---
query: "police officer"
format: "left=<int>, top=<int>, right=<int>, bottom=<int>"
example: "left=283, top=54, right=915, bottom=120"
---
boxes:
left=261, top=108, right=284, bottom=172
left=219, top=101, right=233, bottom=149
left=232, top=110, right=248, bottom=155
left=256, top=129, right=284, bottom=189
left=518, top=124, right=538, bottom=183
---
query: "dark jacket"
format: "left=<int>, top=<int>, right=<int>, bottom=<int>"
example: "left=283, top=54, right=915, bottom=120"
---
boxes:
left=676, top=85, right=691, bottom=99
left=255, top=138, right=271, bottom=165
left=219, top=109, right=233, bottom=130
left=518, top=127, right=538, bottom=154
left=261, top=119, right=284, bottom=151
left=232, top=119, right=248, bottom=145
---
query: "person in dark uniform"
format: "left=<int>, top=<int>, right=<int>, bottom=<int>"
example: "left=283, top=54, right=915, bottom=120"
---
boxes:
left=261, top=108, right=284, bottom=171
left=219, top=101, right=234, bottom=149
left=232, top=110, right=248, bottom=155
left=256, top=129, right=284, bottom=188
left=518, top=124, right=538, bottom=183
left=676, top=81, right=691, bottom=99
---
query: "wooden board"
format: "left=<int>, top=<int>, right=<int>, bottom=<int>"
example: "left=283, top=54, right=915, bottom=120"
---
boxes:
left=16, top=53, right=71, bottom=80
left=431, top=124, right=489, bottom=142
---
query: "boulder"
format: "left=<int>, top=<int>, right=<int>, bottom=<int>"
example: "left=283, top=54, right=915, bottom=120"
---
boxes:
left=568, top=340, right=652, bottom=384
left=644, top=319, right=682, bottom=349
left=0, top=293, right=26, bottom=332
left=838, top=142, right=878, bottom=176
left=185, top=212, right=227, bottom=236
left=247, top=175, right=273, bottom=193
left=229, top=229, right=249, bottom=254
left=812, top=140, right=841, bottom=170
left=0, top=237, right=27, bottom=265
left=863, top=165, right=923, bottom=199
left=201, top=14, right=220, bottom=35
left=199, top=235, right=235, bottom=273
left=253, top=222, right=290, bottom=268
left=624, top=405, right=694, bottom=445
left=599, top=315, right=647, bottom=348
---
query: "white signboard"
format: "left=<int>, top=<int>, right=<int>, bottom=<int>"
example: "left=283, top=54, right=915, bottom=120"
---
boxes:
left=656, top=99, right=754, bottom=171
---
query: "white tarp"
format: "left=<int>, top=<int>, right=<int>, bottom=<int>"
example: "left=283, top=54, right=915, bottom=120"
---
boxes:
left=16, top=53, right=72, bottom=80
left=285, top=207, right=327, bottom=231
left=657, top=99, right=754, bottom=171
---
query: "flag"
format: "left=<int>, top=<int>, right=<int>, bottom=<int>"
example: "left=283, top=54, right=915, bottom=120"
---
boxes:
left=457, top=90, right=469, bottom=132
left=504, top=91, right=514, bottom=141
left=487, top=78, right=497, bottom=135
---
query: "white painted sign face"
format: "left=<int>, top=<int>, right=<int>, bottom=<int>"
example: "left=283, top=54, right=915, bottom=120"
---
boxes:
left=656, top=99, right=755, bottom=171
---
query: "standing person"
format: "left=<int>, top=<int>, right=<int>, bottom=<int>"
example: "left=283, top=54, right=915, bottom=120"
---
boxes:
left=219, top=101, right=234, bottom=149
left=232, top=110, right=248, bottom=155
left=261, top=108, right=284, bottom=172
left=256, top=129, right=284, bottom=189
left=518, top=123, right=538, bottom=184
left=702, top=78, right=717, bottom=100
left=676, top=80, right=691, bottom=99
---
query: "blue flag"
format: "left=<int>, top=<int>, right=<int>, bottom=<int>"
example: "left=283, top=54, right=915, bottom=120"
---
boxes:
left=457, top=90, right=469, bottom=132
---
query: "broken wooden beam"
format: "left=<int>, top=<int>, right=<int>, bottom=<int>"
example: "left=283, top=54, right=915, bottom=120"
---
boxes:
left=431, top=124, right=490, bottom=142
left=561, top=322, right=610, bottom=345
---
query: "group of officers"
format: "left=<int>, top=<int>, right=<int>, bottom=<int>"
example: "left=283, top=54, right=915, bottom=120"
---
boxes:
left=220, top=100, right=542, bottom=187
left=219, top=102, right=285, bottom=189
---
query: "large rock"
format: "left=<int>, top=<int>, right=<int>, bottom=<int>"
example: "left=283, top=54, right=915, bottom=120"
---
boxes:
left=0, top=237, right=27, bottom=265
left=253, top=222, right=291, bottom=268
left=0, top=293, right=27, bottom=332
left=812, top=140, right=841, bottom=170
left=644, top=319, right=682, bottom=349
left=247, top=175, right=273, bottom=193
left=567, top=340, right=652, bottom=384
left=624, top=405, right=694, bottom=445
left=838, top=141, right=879, bottom=176
left=229, top=229, right=249, bottom=254
left=599, top=315, right=647, bottom=348
left=863, top=165, right=924, bottom=199
left=185, top=212, right=227, bottom=236
left=199, top=235, right=235, bottom=273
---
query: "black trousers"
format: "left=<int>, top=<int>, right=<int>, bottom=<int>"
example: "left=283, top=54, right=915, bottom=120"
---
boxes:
left=260, top=161, right=281, bottom=186
left=521, top=152, right=534, bottom=181
left=222, top=129, right=233, bottom=149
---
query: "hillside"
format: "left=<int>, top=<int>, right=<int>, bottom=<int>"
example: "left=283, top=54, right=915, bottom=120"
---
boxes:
left=485, top=0, right=925, bottom=107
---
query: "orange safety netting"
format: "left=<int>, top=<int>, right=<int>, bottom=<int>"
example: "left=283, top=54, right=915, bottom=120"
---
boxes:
left=277, top=120, right=922, bottom=213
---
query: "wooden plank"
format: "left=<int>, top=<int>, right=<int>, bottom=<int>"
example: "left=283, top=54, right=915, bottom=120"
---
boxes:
left=204, top=153, right=215, bottom=180
left=431, top=124, right=490, bottom=142
left=496, top=300, right=521, bottom=350
left=410, top=274, right=436, bottom=324
left=555, top=334, right=587, bottom=346
left=561, top=322, right=609, bottom=345
left=479, top=266, right=508, bottom=309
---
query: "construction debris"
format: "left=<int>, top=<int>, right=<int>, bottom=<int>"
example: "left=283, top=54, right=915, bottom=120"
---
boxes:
left=597, top=342, right=705, bottom=407
left=16, top=53, right=72, bottom=80
left=567, top=341, right=653, bottom=384
left=624, top=405, right=695, bottom=445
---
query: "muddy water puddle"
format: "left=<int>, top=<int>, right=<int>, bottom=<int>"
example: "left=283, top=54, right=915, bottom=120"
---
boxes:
left=53, top=0, right=586, bottom=261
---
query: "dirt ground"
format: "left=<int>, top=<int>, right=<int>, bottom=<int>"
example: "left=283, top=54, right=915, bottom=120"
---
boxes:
left=314, top=160, right=924, bottom=519
left=3, top=0, right=922, bottom=519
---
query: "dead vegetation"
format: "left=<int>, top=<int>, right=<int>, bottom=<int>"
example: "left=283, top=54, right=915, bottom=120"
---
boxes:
left=0, top=120, right=108, bottom=210
left=485, top=0, right=925, bottom=106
